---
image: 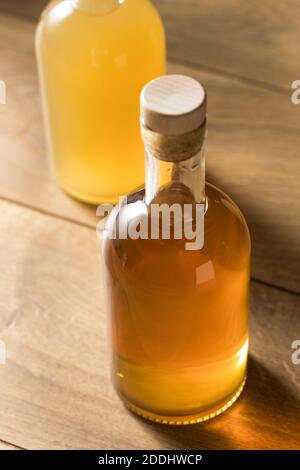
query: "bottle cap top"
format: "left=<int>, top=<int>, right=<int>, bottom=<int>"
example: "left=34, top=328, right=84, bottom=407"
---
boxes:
left=141, top=75, right=207, bottom=135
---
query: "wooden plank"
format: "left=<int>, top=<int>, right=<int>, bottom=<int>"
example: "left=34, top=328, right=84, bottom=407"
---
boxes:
left=0, top=0, right=46, bottom=19
left=0, top=441, right=21, bottom=450
left=0, top=16, right=97, bottom=228
left=0, top=14, right=299, bottom=292
left=152, top=0, right=300, bottom=90
left=0, top=199, right=299, bottom=450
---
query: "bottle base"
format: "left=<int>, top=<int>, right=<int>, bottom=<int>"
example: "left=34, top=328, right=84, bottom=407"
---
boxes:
left=59, top=180, right=118, bottom=205
left=121, top=376, right=246, bottom=425
left=58, top=179, right=143, bottom=205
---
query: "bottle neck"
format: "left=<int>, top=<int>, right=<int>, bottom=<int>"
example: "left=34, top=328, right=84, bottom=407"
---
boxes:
left=145, top=146, right=206, bottom=206
left=71, top=0, right=122, bottom=14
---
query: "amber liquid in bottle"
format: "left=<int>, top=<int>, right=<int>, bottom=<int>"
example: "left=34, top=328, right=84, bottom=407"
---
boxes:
left=103, top=76, right=250, bottom=424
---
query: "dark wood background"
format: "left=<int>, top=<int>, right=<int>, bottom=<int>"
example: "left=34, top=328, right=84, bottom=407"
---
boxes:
left=0, top=0, right=299, bottom=450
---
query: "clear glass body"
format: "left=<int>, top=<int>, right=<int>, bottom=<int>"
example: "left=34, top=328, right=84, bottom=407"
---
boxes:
left=103, top=145, right=251, bottom=424
left=35, top=0, right=166, bottom=203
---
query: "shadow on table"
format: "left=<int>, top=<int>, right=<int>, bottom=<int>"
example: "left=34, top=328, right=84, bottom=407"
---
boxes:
left=132, top=356, right=300, bottom=450
left=206, top=170, right=300, bottom=293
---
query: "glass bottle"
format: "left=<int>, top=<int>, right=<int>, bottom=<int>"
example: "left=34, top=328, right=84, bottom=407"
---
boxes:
left=35, top=0, right=166, bottom=204
left=102, top=75, right=251, bottom=424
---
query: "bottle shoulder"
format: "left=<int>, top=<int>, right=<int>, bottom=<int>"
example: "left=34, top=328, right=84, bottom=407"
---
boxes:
left=103, top=183, right=251, bottom=285
left=104, top=183, right=250, bottom=243
left=205, top=182, right=250, bottom=239
left=36, top=0, right=164, bottom=41
left=36, top=0, right=165, bottom=72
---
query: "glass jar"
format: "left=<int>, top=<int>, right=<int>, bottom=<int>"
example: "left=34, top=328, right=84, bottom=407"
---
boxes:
left=36, top=0, right=166, bottom=203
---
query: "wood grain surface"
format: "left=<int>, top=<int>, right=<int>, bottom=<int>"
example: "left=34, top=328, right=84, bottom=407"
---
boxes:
left=0, top=199, right=299, bottom=450
left=153, top=0, right=300, bottom=91
left=0, top=0, right=299, bottom=451
left=0, top=441, right=22, bottom=450
left=0, top=0, right=47, bottom=19
left=0, top=13, right=299, bottom=292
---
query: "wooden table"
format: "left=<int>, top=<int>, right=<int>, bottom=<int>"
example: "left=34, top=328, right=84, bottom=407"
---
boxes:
left=0, top=0, right=299, bottom=450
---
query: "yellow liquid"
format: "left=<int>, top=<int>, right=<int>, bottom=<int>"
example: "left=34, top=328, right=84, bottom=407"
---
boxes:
left=103, top=184, right=250, bottom=423
left=36, top=0, right=166, bottom=203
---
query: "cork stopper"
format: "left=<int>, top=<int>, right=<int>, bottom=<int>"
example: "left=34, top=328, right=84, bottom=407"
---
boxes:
left=140, top=75, right=207, bottom=135
left=140, top=75, right=207, bottom=162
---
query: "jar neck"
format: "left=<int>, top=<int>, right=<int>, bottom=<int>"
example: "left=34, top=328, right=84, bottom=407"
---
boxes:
left=145, top=146, right=206, bottom=206
left=71, top=0, right=122, bottom=14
